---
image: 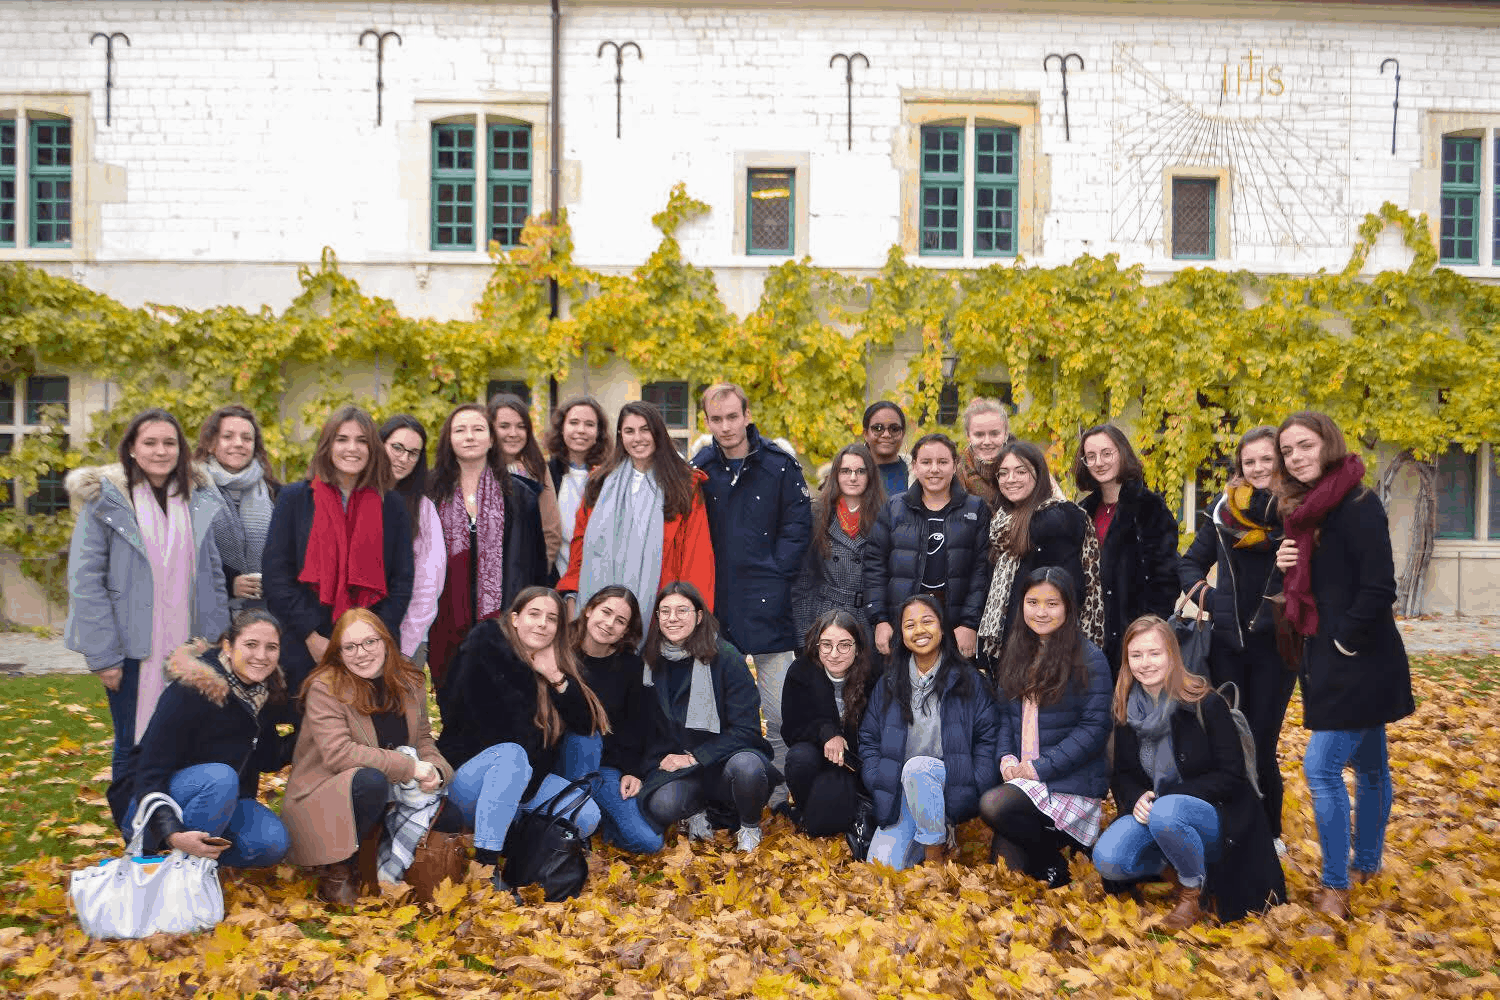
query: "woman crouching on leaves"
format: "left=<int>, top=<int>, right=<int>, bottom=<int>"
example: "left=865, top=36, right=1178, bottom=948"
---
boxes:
left=125, top=609, right=290, bottom=868
left=637, top=582, right=779, bottom=853
left=858, top=594, right=1000, bottom=870
left=781, top=610, right=875, bottom=838
left=980, top=567, right=1111, bottom=888
left=1094, top=616, right=1286, bottom=931
left=436, top=587, right=609, bottom=894
left=283, top=608, right=455, bottom=905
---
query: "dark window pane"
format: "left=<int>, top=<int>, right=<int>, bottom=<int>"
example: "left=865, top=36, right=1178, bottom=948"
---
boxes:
left=24, top=376, right=68, bottom=424
left=486, top=379, right=531, bottom=406
left=1172, top=178, right=1216, bottom=259
left=1489, top=447, right=1500, bottom=540
left=1435, top=445, right=1476, bottom=539
left=0, top=381, right=12, bottom=423
left=643, top=381, right=689, bottom=428
left=937, top=380, right=960, bottom=424
left=747, top=169, right=794, bottom=255
left=1440, top=136, right=1482, bottom=265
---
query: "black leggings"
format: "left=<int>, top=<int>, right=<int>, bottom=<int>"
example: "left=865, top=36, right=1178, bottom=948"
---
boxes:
left=979, top=783, right=1088, bottom=885
left=644, top=751, right=771, bottom=829
left=784, top=742, right=862, bottom=836
left=1209, top=631, right=1296, bottom=837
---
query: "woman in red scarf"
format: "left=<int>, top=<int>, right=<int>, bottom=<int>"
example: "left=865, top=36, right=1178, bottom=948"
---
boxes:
left=1273, top=411, right=1414, bottom=920
left=791, top=442, right=884, bottom=642
left=263, top=405, right=414, bottom=731
left=425, top=403, right=548, bottom=692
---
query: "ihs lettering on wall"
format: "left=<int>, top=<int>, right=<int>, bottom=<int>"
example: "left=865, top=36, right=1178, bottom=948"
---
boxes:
left=1220, top=51, right=1285, bottom=100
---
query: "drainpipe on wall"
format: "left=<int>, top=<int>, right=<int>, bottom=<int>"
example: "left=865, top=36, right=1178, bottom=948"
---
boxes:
left=548, top=0, right=562, bottom=411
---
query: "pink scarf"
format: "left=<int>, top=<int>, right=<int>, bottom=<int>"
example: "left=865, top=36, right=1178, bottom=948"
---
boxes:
left=131, top=482, right=194, bottom=737
left=438, top=465, right=507, bottom=621
left=1282, top=454, right=1366, bottom=637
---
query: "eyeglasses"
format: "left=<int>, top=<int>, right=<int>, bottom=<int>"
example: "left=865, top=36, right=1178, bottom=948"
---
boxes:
left=658, top=606, right=696, bottom=620
left=340, top=636, right=384, bottom=656
left=995, top=467, right=1034, bottom=482
left=837, top=467, right=869, bottom=478
left=867, top=423, right=905, bottom=437
left=818, top=640, right=856, bottom=655
left=1083, top=449, right=1118, bottom=467
left=386, top=442, right=421, bottom=459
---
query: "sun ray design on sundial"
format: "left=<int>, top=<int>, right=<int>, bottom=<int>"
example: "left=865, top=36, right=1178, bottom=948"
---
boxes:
left=1109, top=42, right=1353, bottom=255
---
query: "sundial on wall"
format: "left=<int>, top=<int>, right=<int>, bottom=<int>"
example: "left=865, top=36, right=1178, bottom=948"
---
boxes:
left=1109, top=42, right=1353, bottom=253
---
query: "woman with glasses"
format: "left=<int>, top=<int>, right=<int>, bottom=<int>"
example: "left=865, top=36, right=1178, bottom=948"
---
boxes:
left=637, top=583, right=778, bottom=853
left=1071, top=424, right=1179, bottom=672
left=780, top=610, right=876, bottom=837
left=792, top=442, right=884, bottom=641
left=380, top=415, right=445, bottom=666
left=861, top=401, right=909, bottom=498
left=283, top=608, right=454, bottom=905
left=977, top=441, right=1105, bottom=664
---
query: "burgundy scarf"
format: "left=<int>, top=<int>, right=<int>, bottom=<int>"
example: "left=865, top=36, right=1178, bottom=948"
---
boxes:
left=438, top=465, right=507, bottom=621
left=299, top=479, right=388, bottom=622
left=1281, top=454, right=1365, bottom=637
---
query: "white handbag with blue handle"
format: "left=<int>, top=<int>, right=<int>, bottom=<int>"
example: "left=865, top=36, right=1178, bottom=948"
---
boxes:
left=69, top=792, right=225, bottom=938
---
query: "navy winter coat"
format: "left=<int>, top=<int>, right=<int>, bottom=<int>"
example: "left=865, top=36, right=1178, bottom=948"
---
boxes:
left=693, top=424, right=812, bottom=654
left=863, top=482, right=992, bottom=630
left=857, top=657, right=1001, bottom=828
left=1079, top=479, right=1179, bottom=669
left=1296, top=488, right=1414, bottom=732
left=994, top=638, right=1112, bottom=799
left=1179, top=490, right=1281, bottom=653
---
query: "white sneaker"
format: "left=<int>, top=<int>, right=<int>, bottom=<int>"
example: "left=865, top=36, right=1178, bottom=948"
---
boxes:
left=736, top=824, right=763, bottom=852
left=1274, top=838, right=1288, bottom=859
left=681, top=811, right=713, bottom=841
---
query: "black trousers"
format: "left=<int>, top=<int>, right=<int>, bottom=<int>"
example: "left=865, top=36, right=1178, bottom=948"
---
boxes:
left=1209, top=630, right=1297, bottom=837
left=784, top=742, right=863, bottom=836
left=644, top=751, right=771, bottom=829
left=980, top=783, right=1089, bottom=886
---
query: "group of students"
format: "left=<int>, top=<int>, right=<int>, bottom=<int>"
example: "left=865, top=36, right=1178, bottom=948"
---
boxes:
left=63, top=386, right=1413, bottom=928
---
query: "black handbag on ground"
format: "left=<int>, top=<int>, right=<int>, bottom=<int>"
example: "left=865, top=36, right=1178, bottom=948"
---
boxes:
left=501, top=772, right=597, bottom=902
left=845, top=792, right=877, bottom=862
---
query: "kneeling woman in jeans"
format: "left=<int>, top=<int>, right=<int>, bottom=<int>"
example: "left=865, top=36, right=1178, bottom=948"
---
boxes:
left=283, top=608, right=454, bottom=904
left=858, top=594, right=1000, bottom=869
left=437, top=587, right=610, bottom=893
left=1094, top=616, right=1286, bottom=930
left=126, top=609, right=290, bottom=867
left=637, top=582, right=778, bottom=853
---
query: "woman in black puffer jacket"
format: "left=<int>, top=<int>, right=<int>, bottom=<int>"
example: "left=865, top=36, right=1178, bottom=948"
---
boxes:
left=863, top=433, right=992, bottom=661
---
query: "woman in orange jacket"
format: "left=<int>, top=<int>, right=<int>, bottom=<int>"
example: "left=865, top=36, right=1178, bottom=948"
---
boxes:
left=560, top=401, right=715, bottom=621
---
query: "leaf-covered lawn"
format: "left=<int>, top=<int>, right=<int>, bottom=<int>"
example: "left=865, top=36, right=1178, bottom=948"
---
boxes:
left=2, top=658, right=1497, bottom=999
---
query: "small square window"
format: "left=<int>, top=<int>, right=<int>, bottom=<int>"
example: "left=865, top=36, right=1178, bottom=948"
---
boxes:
left=24, top=375, right=68, bottom=424
left=642, top=381, right=689, bottom=429
left=746, top=169, right=794, bottom=256
left=1172, top=178, right=1217, bottom=260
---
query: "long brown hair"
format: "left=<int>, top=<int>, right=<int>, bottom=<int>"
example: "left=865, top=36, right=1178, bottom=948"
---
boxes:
left=299, top=608, right=425, bottom=715
left=427, top=403, right=512, bottom=504
left=545, top=395, right=611, bottom=468
left=218, top=607, right=287, bottom=705
left=812, top=442, right=884, bottom=558
left=803, top=610, right=873, bottom=734
left=118, top=408, right=195, bottom=500
left=990, top=440, right=1054, bottom=561
left=487, top=392, right=547, bottom=482
left=194, top=404, right=281, bottom=492
left=307, top=405, right=393, bottom=493
left=1071, top=423, right=1144, bottom=494
left=502, top=587, right=610, bottom=744
left=1111, top=615, right=1209, bottom=723
left=1273, top=410, right=1353, bottom=519
left=570, top=584, right=644, bottom=656
left=994, top=567, right=1089, bottom=707
left=642, top=581, right=720, bottom=667
left=584, top=401, right=696, bottom=520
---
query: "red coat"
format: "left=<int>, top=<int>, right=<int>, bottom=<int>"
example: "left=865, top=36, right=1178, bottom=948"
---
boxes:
left=559, top=467, right=716, bottom=611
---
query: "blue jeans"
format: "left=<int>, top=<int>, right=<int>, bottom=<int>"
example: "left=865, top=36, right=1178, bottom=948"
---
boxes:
left=1304, top=727, right=1392, bottom=889
left=558, top=733, right=662, bottom=854
left=448, top=743, right=601, bottom=852
left=1093, top=794, right=1223, bottom=889
left=867, top=756, right=946, bottom=871
left=128, top=762, right=289, bottom=868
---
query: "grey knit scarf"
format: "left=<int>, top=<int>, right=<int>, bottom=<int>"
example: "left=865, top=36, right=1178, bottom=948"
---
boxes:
left=658, top=641, right=720, bottom=735
left=1127, top=684, right=1180, bottom=794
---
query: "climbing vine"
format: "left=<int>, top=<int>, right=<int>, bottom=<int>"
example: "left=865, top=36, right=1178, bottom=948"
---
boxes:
left=0, top=196, right=1497, bottom=611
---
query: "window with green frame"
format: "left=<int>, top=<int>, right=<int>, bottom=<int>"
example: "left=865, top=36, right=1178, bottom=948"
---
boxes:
left=0, top=118, right=15, bottom=247
left=919, top=124, right=1020, bottom=257
left=1171, top=178, right=1216, bottom=260
left=431, top=120, right=532, bottom=251
left=1492, top=136, right=1499, bottom=265
left=1436, top=444, right=1476, bottom=539
left=973, top=127, right=1018, bottom=256
left=29, top=118, right=71, bottom=248
left=919, top=126, right=963, bottom=255
left=746, top=168, right=794, bottom=255
left=1440, top=136, right=1481, bottom=265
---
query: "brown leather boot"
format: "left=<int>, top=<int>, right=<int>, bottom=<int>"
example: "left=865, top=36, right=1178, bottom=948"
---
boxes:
left=1161, top=884, right=1204, bottom=933
left=1313, top=886, right=1349, bottom=919
left=316, top=861, right=359, bottom=906
left=924, top=842, right=950, bottom=865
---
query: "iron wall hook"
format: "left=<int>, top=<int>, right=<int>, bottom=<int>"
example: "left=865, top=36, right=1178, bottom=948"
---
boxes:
left=1043, top=52, right=1084, bottom=142
left=1380, top=58, right=1401, bottom=156
left=597, top=41, right=642, bottom=139
left=90, top=32, right=131, bottom=127
left=829, top=52, right=869, bottom=151
left=359, top=29, right=402, bottom=127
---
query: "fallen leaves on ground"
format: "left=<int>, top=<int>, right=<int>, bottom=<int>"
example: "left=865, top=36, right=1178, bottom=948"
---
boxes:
left=2, top=663, right=1497, bottom=999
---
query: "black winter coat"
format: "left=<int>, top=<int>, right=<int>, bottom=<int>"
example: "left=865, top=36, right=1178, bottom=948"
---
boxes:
left=262, top=481, right=414, bottom=690
left=864, top=482, right=993, bottom=630
left=1111, top=692, right=1287, bottom=922
left=994, top=638, right=1113, bottom=799
left=580, top=647, right=652, bottom=778
left=1079, top=479, right=1179, bottom=668
left=857, top=657, right=1001, bottom=827
left=435, top=619, right=597, bottom=801
left=1296, top=488, right=1415, bottom=731
left=791, top=515, right=871, bottom=642
left=693, top=425, right=812, bottom=654
left=638, top=639, right=776, bottom=801
left=781, top=655, right=863, bottom=765
left=994, top=501, right=1093, bottom=639
left=1178, top=490, right=1281, bottom=653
